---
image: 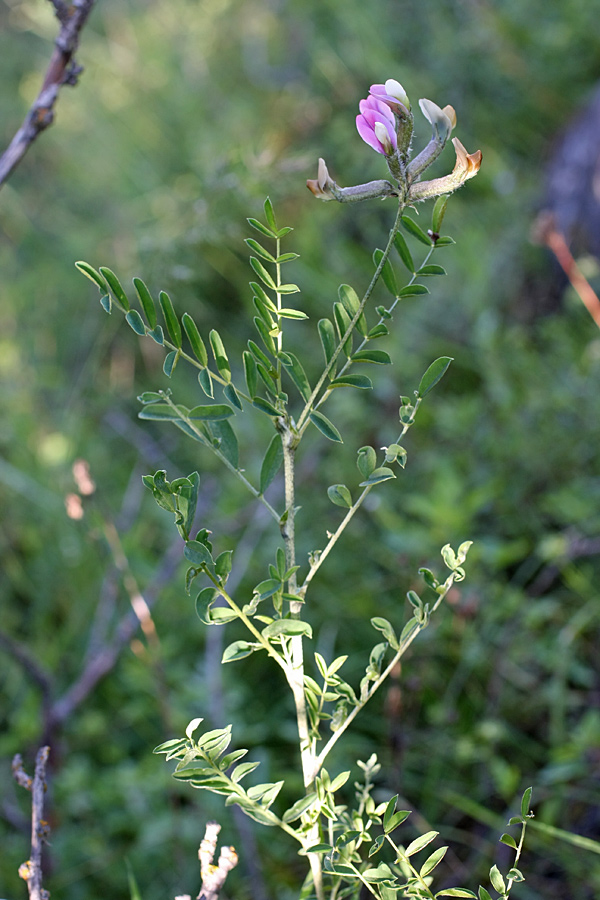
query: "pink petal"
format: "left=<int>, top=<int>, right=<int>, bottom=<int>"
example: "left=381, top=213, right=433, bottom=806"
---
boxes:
left=356, top=115, right=385, bottom=154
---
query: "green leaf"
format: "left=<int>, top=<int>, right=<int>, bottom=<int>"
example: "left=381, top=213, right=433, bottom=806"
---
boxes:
left=327, top=484, right=352, bottom=509
left=361, top=864, right=394, bottom=883
left=333, top=302, right=353, bottom=356
left=198, top=367, right=214, bottom=398
left=405, top=831, right=439, bottom=856
left=209, top=330, right=231, bottom=383
left=278, top=285, right=301, bottom=296
left=206, top=420, right=239, bottom=467
left=250, top=257, right=276, bottom=290
left=132, top=277, right=157, bottom=328
left=318, top=318, right=337, bottom=376
left=148, top=325, right=164, bottom=344
left=223, top=382, right=242, bottom=410
left=260, top=433, right=283, bottom=494
left=182, top=313, right=208, bottom=366
left=357, top=445, right=377, bottom=479
left=231, top=761, right=261, bottom=783
left=359, top=467, right=395, bottom=486
left=188, top=404, right=234, bottom=421
left=329, top=375, right=372, bottom=390
left=281, top=352, right=311, bottom=401
left=138, top=403, right=184, bottom=421
left=99, top=293, right=112, bottom=313
left=373, top=249, right=398, bottom=296
left=478, top=888, right=492, bottom=900
left=420, top=846, right=448, bottom=877
left=253, top=397, right=280, bottom=417
left=418, top=264, right=446, bottom=276
left=500, top=833, right=517, bottom=849
left=399, top=284, right=430, bottom=297
left=254, top=294, right=275, bottom=328
left=126, top=310, right=146, bottom=335
left=275, top=252, right=299, bottom=264
left=262, top=620, right=312, bottom=639
left=393, top=233, right=415, bottom=273
left=329, top=770, right=350, bottom=791
left=163, top=349, right=179, bottom=377
left=99, top=266, right=130, bottom=310
left=278, top=307, right=307, bottom=318
left=248, top=340, right=273, bottom=371
left=243, top=350, right=258, bottom=397
left=254, top=316, right=277, bottom=356
left=418, top=356, right=453, bottom=397
left=282, top=792, right=318, bottom=824
left=489, top=865, right=505, bottom=895
left=138, top=392, right=162, bottom=404
left=247, top=217, right=276, bottom=238
left=400, top=617, right=419, bottom=644
left=507, top=868, right=525, bottom=882
left=432, top=194, right=450, bottom=233
left=351, top=350, right=392, bottom=365
left=338, top=284, right=367, bottom=337
left=264, top=197, right=277, bottom=231
left=401, top=215, right=433, bottom=246
left=75, top=260, right=108, bottom=292
left=245, top=238, right=276, bottom=262
left=367, top=323, right=389, bottom=339
left=251, top=282, right=277, bottom=312
left=215, top=550, right=233, bottom=580
left=222, top=640, right=261, bottom=663
left=309, top=410, right=343, bottom=443
left=184, top=540, right=214, bottom=567
left=159, top=290, right=182, bottom=346
left=435, top=891, right=476, bottom=898
left=371, top=617, right=399, bottom=650
left=521, top=786, right=533, bottom=818
left=255, top=578, right=281, bottom=600
left=195, top=587, right=221, bottom=624
left=434, top=235, right=456, bottom=247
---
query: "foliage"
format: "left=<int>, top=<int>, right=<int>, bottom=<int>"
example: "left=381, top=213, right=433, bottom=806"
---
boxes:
left=2, top=2, right=600, bottom=899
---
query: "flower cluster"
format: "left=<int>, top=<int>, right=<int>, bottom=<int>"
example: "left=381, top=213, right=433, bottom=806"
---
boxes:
left=307, top=77, right=481, bottom=205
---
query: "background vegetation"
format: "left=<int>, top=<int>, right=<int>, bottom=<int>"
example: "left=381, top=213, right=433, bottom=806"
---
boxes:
left=2, top=0, right=600, bottom=898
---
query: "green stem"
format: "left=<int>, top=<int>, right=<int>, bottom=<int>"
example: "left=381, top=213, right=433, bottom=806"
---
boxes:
left=205, top=573, right=291, bottom=675
left=159, top=393, right=280, bottom=523
left=309, top=574, right=456, bottom=781
left=299, top=400, right=421, bottom=595
left=385, top=835, right=434, bottom=899
left=296, top=199, right=406, bottom=434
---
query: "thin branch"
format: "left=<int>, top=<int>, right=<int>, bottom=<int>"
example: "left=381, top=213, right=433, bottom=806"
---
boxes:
left=13, top=746, right=51, bottom=900
left=534, top=212, right=600, bottom=329
left=48, top=533, right=182, bottom=727
left=0, top=0, right=97, bottom=188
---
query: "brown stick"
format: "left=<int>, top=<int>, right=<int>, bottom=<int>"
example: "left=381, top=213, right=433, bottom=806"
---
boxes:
left=534, top=212, right=600, bottom=330
left=13, top=747, right=51, bottom=900
left=0, top=0, right=97, bottom=188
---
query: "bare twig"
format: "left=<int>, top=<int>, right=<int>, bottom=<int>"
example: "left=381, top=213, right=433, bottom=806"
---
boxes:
left=197, top=822, right=238, bottom=900
left=0, top=0, right=97, bottom=188
left=13, top=747, right=51, bottom=900
left=533, top=212, right=600, bottom=330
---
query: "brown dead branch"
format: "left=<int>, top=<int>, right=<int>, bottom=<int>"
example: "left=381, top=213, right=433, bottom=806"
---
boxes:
left=0, top=0, right=97, bottom=188
left=174, top=821, right=238, bottom=900
left=13, top=747, right=51, bottom=900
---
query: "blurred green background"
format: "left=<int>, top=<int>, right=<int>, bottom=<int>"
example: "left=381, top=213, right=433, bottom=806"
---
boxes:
left=2, top=0, right=600, bottom=898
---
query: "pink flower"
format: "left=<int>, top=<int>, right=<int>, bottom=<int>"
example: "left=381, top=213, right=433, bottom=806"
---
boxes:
left=356, top=95, right=397, bottom=156
left=369, top=79, right=410, bottom=114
